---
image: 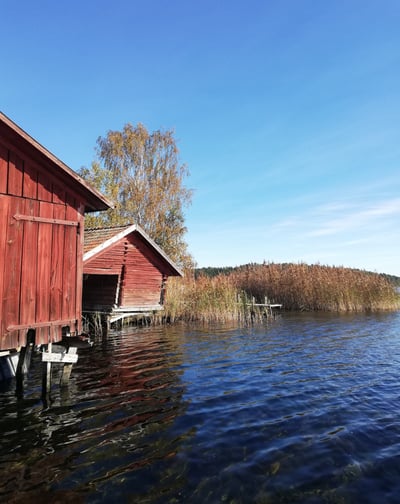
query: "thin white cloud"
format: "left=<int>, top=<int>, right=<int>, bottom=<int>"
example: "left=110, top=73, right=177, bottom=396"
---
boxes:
left=307, top=198, right=400, bottom=237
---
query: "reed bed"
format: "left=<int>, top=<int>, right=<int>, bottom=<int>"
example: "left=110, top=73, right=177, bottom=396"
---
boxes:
left=164, top=274, right=238, bottom=323
left=231, top=263, right=400, bottom=312
left=164, top=263, right=400, bottom=322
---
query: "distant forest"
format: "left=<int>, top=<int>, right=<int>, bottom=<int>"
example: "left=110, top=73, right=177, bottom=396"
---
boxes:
left=195, top=263, right=400, bottom=286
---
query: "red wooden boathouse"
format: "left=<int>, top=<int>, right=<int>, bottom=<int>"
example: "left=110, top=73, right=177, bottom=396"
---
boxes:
left=83, top=224, right=183, bottom=323
left=0, top=112, right=112, bottom=355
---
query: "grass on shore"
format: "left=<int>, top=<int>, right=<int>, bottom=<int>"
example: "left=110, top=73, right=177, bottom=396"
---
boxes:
left=164, top=263, right=400, bottom=323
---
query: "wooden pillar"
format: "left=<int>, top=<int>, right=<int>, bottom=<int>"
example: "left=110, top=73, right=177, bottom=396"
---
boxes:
left=15, top=344, right=33, bottom=398
left=41, top=343, right=79, bottom=394
left=15, top=329, right=36, bottom=398
left=60, top=347, right=77, bottom=386
left=16, top=343, right=33, bottom=376
left=101, top=314, right=110, bottom=337
left=42, top=342, right=52, bottom=397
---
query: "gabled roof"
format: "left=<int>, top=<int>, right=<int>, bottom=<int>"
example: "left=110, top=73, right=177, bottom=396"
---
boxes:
left=84, top=224, right=183, bottom=276
left=0, top=111, right=113, bottom=212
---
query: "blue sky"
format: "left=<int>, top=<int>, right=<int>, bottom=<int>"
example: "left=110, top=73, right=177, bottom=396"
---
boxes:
left=2, top=1, right=400, bottom=275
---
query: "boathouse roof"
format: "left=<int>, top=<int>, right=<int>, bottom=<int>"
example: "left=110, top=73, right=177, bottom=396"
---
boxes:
left=84, top=224, right=183, bottom=277
left=0, top=111, right=113, bottom=212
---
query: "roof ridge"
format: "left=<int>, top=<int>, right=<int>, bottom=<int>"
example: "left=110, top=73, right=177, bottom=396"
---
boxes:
left=85, top=224, right=133, bottom=232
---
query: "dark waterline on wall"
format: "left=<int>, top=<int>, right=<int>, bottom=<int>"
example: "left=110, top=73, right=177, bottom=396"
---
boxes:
left=1, top=312, right=400, bottom=503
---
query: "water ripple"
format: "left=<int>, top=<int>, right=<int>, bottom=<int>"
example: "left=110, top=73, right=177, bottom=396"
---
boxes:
left=1, top=313, right=400, bottom=502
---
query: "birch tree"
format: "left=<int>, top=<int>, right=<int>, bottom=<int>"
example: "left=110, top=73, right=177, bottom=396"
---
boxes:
left=79, top=123, right=193, bottom=267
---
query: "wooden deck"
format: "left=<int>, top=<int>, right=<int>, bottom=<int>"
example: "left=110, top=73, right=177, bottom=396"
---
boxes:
left=239, top=296, right=283, bottom=317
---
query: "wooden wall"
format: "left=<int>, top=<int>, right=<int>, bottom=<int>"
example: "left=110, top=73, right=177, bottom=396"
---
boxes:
left=83, top=232, right=171, bottom=311
left=120, top=234, right=165, bottom=307
left=0, top=138, right=85, bottom=350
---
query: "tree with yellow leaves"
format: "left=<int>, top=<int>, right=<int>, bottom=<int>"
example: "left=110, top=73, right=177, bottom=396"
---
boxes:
left=79, top=123, right=193, bottom=268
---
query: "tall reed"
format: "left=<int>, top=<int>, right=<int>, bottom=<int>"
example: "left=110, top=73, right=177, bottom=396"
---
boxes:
left=231, top=263, right=400, bottom=312
left=164, top=274, right=240, bottom=323
left=164, top=263, right=400, bottom=322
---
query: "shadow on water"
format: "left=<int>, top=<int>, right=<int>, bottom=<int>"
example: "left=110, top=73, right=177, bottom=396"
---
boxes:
left=1, top=313, right=400, bottom=503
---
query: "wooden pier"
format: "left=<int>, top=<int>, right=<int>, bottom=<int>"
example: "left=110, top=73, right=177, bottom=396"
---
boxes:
left=239, top=295, right=283, bottom=318
left=42, top=344, right=79, bottom=393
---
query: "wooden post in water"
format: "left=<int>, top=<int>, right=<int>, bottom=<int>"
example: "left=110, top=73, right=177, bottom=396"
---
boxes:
left=42, top=343, right=79, bottom=394
left=60, top=347, right=77, bottom=386
left=15, top=344, right=32, bottom=398
left=101, top=313, right=110, bottom=337
left=15, top=329, right=36, bottom=397
left=42, top=342, right=53, bottom=397
left=265, top=296, right=272, bottom=317
left=16, top=340, right=34, bottom=376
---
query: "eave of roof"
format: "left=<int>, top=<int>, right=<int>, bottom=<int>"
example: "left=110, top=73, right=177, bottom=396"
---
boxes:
left=83, top=224, right=183, bottom=277
left=0, top=111, right=113, bottom=212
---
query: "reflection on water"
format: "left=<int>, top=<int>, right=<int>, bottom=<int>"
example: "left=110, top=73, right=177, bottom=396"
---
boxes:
left=1, top=313, right=400, bottom=503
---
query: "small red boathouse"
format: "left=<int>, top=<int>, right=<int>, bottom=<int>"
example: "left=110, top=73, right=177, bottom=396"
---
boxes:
left=0, top=112, right=112, bottom=354
left=83, top=224, right=183, bottom=322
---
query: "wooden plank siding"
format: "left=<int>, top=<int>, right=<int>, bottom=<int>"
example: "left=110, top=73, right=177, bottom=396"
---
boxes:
left=75, top=205, right=85, bottom=333
left=120, top=236, right=165, bottom=307
left=22, top=159, right=38, bottom=199
left=7, top=151, right=24, bottom=197
left=62, top=201, right=79, bottom=324
left=0, top=113, right=111, bottom=351
left=2, top=196, right=24, bottom=347
left=19, top=199, right=39, bottom=329
left=0, top=143, right=8, bottom=193
left=50, top=203, right=66, bottom=324
left=82, top=241, right=124, bottom=310
left=83, top=225, right=182, bottom=314
left=0, top=196, right=8, bottom=344
left=36, top=201, right=53, bottom=331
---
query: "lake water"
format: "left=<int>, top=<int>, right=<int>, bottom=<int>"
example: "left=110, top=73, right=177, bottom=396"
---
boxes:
left=1, top=312, right=400, bottom=503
